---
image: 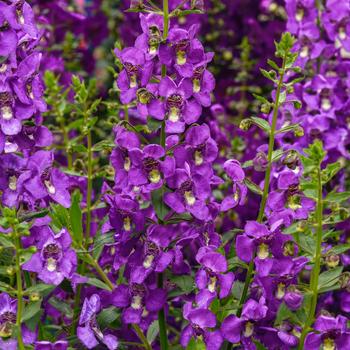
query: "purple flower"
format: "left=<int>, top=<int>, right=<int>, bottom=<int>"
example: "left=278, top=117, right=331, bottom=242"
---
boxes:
left=181, top=304, right=222, bottom=350
left=221, top=298, right=268, bottom=346
left=77, top=294, right=118, bottom=350
left=24, top=150, right=71, bottom=208
left=164, top=165, right=211, bottom=221
left=150, top=76, right=201, bottom=133
left=115, top=47, right=153, bottom=104
left=221, top=159, right=247, bottom=211
left=111, top=283, right=166, bottom=325
left=305, top=315, right=350, bottom=350
left=128, top=144, right=175, bottom=191
left=195, top=246, right=234, bottom=307
left=22, top=227, right=77, bottom=285
left=0, top=293, right=17, bottom=338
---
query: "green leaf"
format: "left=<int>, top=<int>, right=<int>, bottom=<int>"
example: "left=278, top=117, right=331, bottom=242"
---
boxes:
left=25, top=284, right=55, bottom=296
left=318, top=266, right=343, bottom=291
left=275, top=123, right=300, bottom=135
left=253, top=340, right=268, bottom=350
left=267, top=59, right=279, bottom=70
left=322, top=162, right=342, bottom=184
left=274, top=302, right=301, bottom=326
left=151, top=187, right=170, bottom=221
left=296, top=233, right=315, bottom=256
left=92, top=140, right=115, bottom=152
left=278, top=90, right=286, bottom=105
left=87, top=277, right=112, bottom=291
left=69, top=191, right=83, bottom=245
left=0, top=234, right=14, bottom=248
left=92, top=232, right=115, bottom=260
left=97, top=306, right=119, bottom=329
left=49, top=297, right=73, bottom=318
left=170, top=275, right=194, bottom=294
left=147, top=320, right=159, bottom=344
left=22, top=301, right=42, bottom=322
left=260, top=69, right=276, bottom=82
left=49, top=204, right=70, bottom=231
left=326, top=244, right=350, bottom=256
left=186, top=337, right=206, bottom=350
left=244, top=178, right=263, bottom=196
left=250, top=117, right=271, bottom=133
left=325, top=191, right=350, bottom=203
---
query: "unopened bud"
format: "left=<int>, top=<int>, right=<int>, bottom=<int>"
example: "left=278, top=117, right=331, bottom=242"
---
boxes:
left=239, top=119, right=252, bottom=131
left=294, top=126, right=304, bottom=137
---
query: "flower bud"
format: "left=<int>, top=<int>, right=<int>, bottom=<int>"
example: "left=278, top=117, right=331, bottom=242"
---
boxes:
left=294, top=125, right=304, bottom=137
left=253, top=151, right=268, bottom=171
left=283, top=150, right=299, bottom=169
left=325, top=254, right=340, bottom=268
left=239, top=118, right=252, bottom=130
left=261, top=103, right=271, bottom=114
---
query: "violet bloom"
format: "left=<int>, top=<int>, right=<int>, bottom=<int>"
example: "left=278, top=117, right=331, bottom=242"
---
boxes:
left=111, top=283, right=166, bottom=324
left=12, top=52, right=47, bottom=116
left=159, top=24, right=205, bottom=77
left=22, top=228, right=77, bottom=285
left=111, top=126, right=140, bottom=191
left=149, top=76, right=201, bottom=133
left=195, top=247, right=234, bottom=307
left=34, top=340, right=68, bottom=350
left=24, top=150, right=71, bottom=208
left=164, top=165, right=211, bottom=221
left=305, top=315, right=350, bottom=349
left=236, top=221, right=284, bottom=276
left=221, top=159, right=247, bottom=211
left=181, top=304, right=223, bottom=350
left=0, top=153, right=27, bottom=207
left=106, top=194, right=145, bottom=241
left=266, top=169, right=314, bottom=225
left=115, top=47, right=153, bottom=104
left=77, top=294, right=118, bottom=350
left=135, top=83, right=158, bottom=119
left=174, top=123, right=218, bottom=177
left=135, top=13, right=163, bottom=57
left=221, top=298, right=268, bottom=347
left=0, top=293, right=17, bottom=339
left=128, top=144, right=175, bottom=192
left=129, top=240, right=174, bottom=284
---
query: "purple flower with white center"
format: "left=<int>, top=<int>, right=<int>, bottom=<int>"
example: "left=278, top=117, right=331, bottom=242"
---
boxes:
left=23, top=150, right=71, bottom=208
left=0, top=153, right=28, bottom=207
left=0, top=91, right=24, bottom=136
left=186, top=53, right=215, bottom=107
left=236, top=221, right=287, bottom=276
left=266, top=169, right=314, bottom=224
left=181, top=304, right=223, bottom=350
left=111, top=283, right=166, bottom=324
left=115, top=47, right=153, bottom=104
left=164, top=165, right=211, bottom=221
left=174, top=124, right=218, bottom=177
left=305, top=315, right=350, bottom=350
left=221, top=159, right=247, bottom=211
left=22, top=227, right=77, bottom=285
left=135, top=83, right=158, bottom=119
left=106, top=194, right=145, bottom=241
left=111, top=126, right=140, bottom=191
left=221, top=298, right=268, bottom=347
left=159, top=24, right=204, bottom=77
left=77, top=294, right=118, bottom=350
left=12, top=52, right=47, bottom=115
left=129, top=240, right=174, bottom=283
left=0, top=293, right=17, bottom=339
left=195, top=246, right=234, bottom=307
left=135, top=13, right=163, bottom=57
left=149, top=76, right=201, bottom=133
left=34, top=340, right=68, bottom=350
left=128, top=144, right=175, bottom=191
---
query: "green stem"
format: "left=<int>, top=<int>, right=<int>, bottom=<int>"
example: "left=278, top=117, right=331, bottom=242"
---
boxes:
left=132, top=324, right=152, bottom=350
left=86, top=253, right=114, bottom=290
left=14, top=226, right=25, bottom=350
left=236, top=55, right=287, bottom=319
left=60, top=119, right=73, bottom=169
left=298, top=167, right=323, bottom=349
left=157, top=1, right=170, bottom=349
left=86, top=129, right=93, bottom=246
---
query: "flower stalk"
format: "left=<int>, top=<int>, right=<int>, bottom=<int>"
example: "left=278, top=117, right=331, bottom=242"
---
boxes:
left=298, top=166, right=323, bottom=349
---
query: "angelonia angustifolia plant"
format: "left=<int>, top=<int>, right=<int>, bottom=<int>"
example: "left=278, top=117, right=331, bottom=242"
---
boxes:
left=0, top=0, right=349, bottom=349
